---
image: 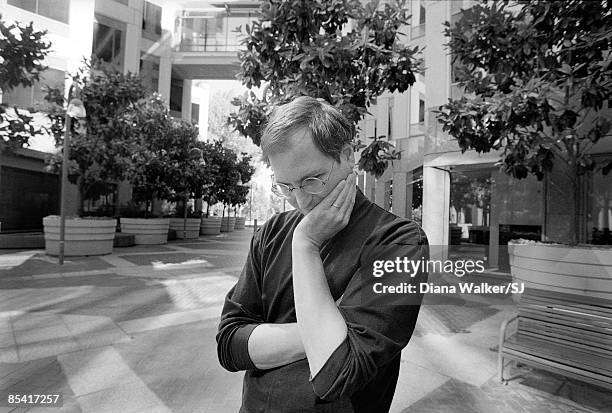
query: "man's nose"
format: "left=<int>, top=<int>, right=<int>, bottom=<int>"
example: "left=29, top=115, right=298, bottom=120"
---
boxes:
left=293, top=189, right=311, bottom=209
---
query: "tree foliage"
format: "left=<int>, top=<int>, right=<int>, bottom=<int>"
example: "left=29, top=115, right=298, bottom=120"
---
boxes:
left=45, top=62, right=147, bottom=216
left=435, top=0, right=612, bottom=243
left=0, top=14, right=51, bottom=152
left=229, top=0, right=422, bottom=177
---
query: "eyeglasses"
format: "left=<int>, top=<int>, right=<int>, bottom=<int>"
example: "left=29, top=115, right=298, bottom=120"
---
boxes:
left=271, top=162, right=335, bottom=199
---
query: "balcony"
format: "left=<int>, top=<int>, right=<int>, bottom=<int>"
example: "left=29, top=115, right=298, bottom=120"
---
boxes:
left=176, top=10, right=257, bottom=53
left=172, top=8, right=257, bottom=79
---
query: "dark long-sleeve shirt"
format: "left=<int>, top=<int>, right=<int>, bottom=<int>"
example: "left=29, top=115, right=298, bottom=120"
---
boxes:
left=217, top=188, right=429, bottom=413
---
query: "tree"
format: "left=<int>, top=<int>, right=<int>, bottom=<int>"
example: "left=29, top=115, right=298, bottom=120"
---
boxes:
left=122, top=94, right=178, bottom=216
left=0, top=14, right=51, bottom=152
left=45, top=62, right=148, bottom=216
left=436, top=0, right=612, bottom=244
left=229, top=0, right=423, bottom=177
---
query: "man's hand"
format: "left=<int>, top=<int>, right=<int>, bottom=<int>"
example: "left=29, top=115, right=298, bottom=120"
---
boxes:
left=293, top=173, right=357, bottom=248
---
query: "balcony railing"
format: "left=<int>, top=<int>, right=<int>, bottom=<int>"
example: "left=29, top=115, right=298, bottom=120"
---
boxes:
left=177, top=11, right=257, bottom=53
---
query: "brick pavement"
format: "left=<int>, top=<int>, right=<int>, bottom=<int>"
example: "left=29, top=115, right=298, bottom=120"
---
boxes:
left=0, top=231, right=610, bottom=413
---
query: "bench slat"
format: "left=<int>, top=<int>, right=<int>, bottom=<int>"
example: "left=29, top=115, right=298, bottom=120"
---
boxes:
left=519, top=318, right=612, bottom=344
left=518, top=309, right=612, bottom=334
left=520, top=298, right=612, bottom=321
left=518, top=330, right=612, bottom=358
left=504, top=335, right=612, bottom=377
left=502, top=348, right=612, bottom=391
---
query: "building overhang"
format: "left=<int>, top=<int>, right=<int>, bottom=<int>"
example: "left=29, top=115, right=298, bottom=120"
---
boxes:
left=171, top=52, right=240, bottom=80
left=423, top=150, right=500, bottom=170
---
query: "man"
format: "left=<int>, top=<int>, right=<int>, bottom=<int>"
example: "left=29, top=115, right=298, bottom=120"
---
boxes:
left=217, top=96, right=428, bottom=413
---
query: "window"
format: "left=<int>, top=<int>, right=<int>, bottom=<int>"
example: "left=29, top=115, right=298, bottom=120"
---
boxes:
left=139, top=54, right=160, bottom=94
left=92, top=19, right=125, bottom=72
left=419, top=5, right=426, bottom=25
left=418, top=99, right=425, bottom=123
left=2, top=68, right=65, bottom=109
left=587, top=155, right=612, bottom=245
left=142, top=1, right=162, bottom=39
left=170, top=77, right=183, bottom=113
left=191, top=103, right=200, bottom=125
left=7, top=0, right=70, bottom=23
left=387, top=97, right=394, bottom=139
left=450, top=11, right=465, bottom=83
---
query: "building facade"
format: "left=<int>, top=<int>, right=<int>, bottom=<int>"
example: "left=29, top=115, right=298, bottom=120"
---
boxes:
left=0, top=0, right=251, bottom=231
left=358, top=0, right=612, bottom=268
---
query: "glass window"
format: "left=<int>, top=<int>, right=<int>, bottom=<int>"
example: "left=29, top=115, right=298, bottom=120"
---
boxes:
left=588, top=156, right=612, bottom=244
left=139, top=54, right=160, bottom=94
left=191, top=103, right=200, bottom=125
left=92, top=21, right=125, bottom=72
left=142, top=1, right=162, bottom=38
left=170, top=77, right=183, bottom=112
left=419, top=5, right=426, bottom=25
left=8, top=0, right=69, bottom=23
left=2, top=68, right=65, bottom=109
left=418, top=99, right=425, bottom=123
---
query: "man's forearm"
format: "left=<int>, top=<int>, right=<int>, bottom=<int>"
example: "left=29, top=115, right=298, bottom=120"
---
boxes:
left=292, top=239, right=348, bottom=377
left=247, top=323, right=306, bottom=369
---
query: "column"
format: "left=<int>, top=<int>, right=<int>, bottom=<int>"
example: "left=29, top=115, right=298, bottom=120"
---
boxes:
left=181, top=79, right=193, bottom=121
left=364, top=173, right=376, bottom=202
left=392, top=171, right=408, bottom=218
left=423, top=166, right=450, bottom=259
left=158, top=56, right=172, bottom=104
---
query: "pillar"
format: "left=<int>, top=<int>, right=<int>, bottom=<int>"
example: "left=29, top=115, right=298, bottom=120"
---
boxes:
left=392, top=171, right=408, bottom=218
left=158, top=56, right=172, bottom=103
left=423, top=166, right=450, bottom=259
left=181, top=79, right=193, bottom=121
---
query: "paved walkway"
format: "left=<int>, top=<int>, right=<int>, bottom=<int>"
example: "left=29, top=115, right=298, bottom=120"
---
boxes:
left=0, top=231, right=610, bottom=413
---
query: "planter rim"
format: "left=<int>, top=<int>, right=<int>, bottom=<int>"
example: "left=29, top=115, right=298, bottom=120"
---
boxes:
left=508, top=238, right=612, bottom=250
left=44, top=215, right=116, bottom=221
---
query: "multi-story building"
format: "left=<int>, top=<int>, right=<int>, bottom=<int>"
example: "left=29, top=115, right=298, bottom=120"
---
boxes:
left=360, top=0, right=612, bottom=268
left=0, top=0, right=257, bottom=231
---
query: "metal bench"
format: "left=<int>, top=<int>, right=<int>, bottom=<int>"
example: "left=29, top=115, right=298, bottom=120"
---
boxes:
left=498, top=288, right=612, bottom=390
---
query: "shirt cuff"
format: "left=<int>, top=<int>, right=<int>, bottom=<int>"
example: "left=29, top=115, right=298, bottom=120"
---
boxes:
left=230, top=323, right=259, bottom=371
left=309, top=336, right=350, bottom=400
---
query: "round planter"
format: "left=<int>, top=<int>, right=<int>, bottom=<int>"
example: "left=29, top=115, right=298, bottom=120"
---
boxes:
left=234, top=217, right=246, bottom=230
left=508, top=240, right=612, bottom=301
left=43, top=216, right=116, bottom=256
left=201, top=216, right=222, bottom=235
left=169, top=218, right=201, bottom=239
left=221, top=216, right=236, bottom=232
left=120, top=218, right=169, bottom=245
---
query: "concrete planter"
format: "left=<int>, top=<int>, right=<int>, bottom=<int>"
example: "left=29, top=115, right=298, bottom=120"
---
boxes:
left=508, top=240, right=612, bottom=301
left=43, top=216, right=116, bottom=256
left=221, top=216, right=236, bottom=232
left=169, top=218, right=201, bottom=239
left=120, top=218, right=169, bottom=245
left=201, top=216, right=221, bottom=235
left=234, top=217, right=246, bottom=230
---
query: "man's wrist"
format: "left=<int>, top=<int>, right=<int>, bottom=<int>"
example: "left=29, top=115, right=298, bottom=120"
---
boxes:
left=292, top=235, right=321, bottom=252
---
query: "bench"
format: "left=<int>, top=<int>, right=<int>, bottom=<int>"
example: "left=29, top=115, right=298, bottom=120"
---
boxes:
left=498, top=288, right=612, bottom=390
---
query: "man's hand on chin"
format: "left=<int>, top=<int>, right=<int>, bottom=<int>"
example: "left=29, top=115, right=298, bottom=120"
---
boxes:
left=293, top=173, right=357, bottom=249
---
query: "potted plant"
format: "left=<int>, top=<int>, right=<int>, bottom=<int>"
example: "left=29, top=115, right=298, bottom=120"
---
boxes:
left=230, top=154, right=255, bottom=230
left=436, top=1, right=612, bottom=300
left=200, top=141, right=224, bottom=235
left=119, top=95, right=176, bottom=245
left=43, top=62, right=147, bottom=256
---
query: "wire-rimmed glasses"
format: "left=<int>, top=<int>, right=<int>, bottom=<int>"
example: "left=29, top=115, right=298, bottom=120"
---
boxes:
left=271, top=162, right=335, bottom=199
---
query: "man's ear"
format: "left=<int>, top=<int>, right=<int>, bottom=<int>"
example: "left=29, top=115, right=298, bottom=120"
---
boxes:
left=341, top=144, right=355, bottom=165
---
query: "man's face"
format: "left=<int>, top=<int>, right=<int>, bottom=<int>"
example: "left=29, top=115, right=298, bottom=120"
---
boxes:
left=268, top=128, right=354, bottom=215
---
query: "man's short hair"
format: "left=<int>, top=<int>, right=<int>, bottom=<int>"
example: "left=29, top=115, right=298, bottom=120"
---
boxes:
left=261, top=96, right=355, bottom=164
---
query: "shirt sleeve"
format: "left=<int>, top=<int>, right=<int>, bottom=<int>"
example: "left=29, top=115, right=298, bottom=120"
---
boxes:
left=310, top=220, right=429, bottom=401
left=216, top=231, right=265, bottom=372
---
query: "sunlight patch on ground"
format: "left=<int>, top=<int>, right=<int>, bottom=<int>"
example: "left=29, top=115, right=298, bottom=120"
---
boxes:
left=151, top=259, right=214, bottom=270
left=0, top=251, right=38, bottom=270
